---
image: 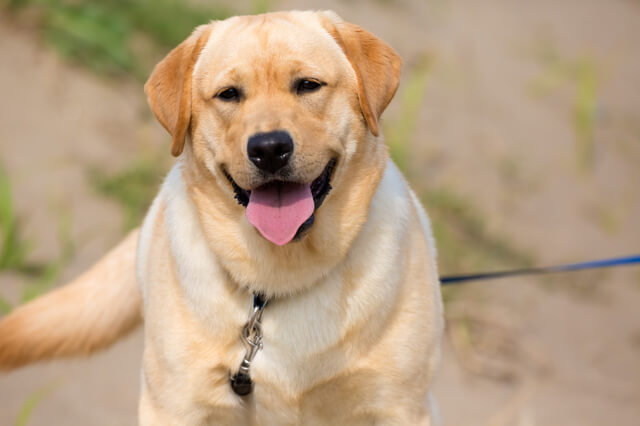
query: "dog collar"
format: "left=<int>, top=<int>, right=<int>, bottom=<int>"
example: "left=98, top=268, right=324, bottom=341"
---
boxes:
left=230, top=293, right=267, bottom=396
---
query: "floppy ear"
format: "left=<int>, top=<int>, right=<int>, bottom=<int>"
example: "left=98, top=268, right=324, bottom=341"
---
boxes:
left=322, top=13, right=402, bottom=137
left=144, top=25, right=212, bottom=157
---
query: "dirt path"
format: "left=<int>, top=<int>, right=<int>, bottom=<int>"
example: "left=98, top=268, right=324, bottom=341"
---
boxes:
left=1, top=1, right=639, bottom=425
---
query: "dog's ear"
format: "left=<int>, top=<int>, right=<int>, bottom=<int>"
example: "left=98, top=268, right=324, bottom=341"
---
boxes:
left=321, top=12, right=402, bottom=137
left=144, top=25, right=212, bottom=157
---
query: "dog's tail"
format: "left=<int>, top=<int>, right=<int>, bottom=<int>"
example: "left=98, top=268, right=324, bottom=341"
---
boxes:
left=0, top=229, right=142, bottom=370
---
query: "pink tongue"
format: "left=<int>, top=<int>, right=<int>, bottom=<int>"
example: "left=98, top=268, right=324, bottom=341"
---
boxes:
left=246, top=182, right=314, bottom=246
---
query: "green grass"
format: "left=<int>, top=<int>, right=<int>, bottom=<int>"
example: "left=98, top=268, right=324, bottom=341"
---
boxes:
left=0, top=165, right=31, bottom=272
left=0, top=164, right=28, bottom=314
left=21, top=208, right=75, bottom=303
left=529, top=40, right=599, bottom=173
left=0, top=295, right=12, bottom=315
left=384, top=55, right=433, bottom=173
left=251, top=0, right=273, bottom=14
left=5, top=0, right=234, bottom=79
left=14, top=381, right=61, bottom=426
left=5, top=0, right=276, bottom=79
left=0, top=164, right=76, bottom=312
left=90, top=156, right=166, bottom=230
left=574, top=58, right=598, bottom=172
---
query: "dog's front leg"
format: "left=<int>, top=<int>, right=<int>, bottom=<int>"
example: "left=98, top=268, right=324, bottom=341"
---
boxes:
left=138, top=379, right=249, bottom=426
left=138, top=382, right=190, bottom=426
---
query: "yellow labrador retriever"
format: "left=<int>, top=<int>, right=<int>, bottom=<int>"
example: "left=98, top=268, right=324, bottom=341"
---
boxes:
left=0, top=10, right=443, bottom=425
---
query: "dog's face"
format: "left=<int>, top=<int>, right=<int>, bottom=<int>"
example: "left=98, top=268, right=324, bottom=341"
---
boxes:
left=191, top=14, right=356, bottom=245
left=145, top=11, right=401, bottom=292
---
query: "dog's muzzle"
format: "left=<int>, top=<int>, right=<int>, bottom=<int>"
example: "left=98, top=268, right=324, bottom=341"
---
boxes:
left=223, top=159, right=336, bottom=245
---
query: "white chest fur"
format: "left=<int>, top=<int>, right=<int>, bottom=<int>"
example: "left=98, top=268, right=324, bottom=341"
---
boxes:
left=138, top=159, right=420, bottom=400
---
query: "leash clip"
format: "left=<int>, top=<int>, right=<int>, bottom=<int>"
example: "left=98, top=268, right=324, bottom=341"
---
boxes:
left=230, top=294, right=267, bottom=396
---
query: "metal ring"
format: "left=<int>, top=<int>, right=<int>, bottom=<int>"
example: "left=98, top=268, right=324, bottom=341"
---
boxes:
left=241, top=322, right=262, bottom=346
left=246, top=307, right=264, bottom=332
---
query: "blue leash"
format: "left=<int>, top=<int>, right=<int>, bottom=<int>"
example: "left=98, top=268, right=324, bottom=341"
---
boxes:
left=440, top=254, right=640, bottom=285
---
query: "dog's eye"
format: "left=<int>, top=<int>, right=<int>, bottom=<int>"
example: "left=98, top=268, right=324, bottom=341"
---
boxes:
left=216, top=87, right=240, bottom=101
left=296, top=79, right=323, bottom=94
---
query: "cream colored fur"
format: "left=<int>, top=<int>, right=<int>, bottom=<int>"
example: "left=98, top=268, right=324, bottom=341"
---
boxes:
left=0, top=10, right=443, bottom=425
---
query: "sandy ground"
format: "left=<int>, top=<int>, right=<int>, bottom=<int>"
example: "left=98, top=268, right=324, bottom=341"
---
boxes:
left=1, top=0, right=639, bottom=425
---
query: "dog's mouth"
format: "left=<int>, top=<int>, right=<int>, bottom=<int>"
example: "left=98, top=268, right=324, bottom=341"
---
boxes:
left=223, top=159, right=336, bottom=246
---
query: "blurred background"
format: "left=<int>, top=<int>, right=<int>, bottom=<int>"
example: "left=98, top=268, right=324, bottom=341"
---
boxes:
left=0, top=0, right=639, bottom=425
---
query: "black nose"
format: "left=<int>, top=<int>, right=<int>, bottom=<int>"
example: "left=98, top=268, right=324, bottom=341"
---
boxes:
left=247, top=131, right=294, bottom=174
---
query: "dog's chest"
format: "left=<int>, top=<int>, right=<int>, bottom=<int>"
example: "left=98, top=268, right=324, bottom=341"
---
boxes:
left=251, top=275, right=348, bottom=394
left=140, top=162, right=419, bottom=422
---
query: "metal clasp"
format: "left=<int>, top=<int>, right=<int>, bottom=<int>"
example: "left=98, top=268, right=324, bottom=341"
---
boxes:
left=230, top=294, right=267, bottom=396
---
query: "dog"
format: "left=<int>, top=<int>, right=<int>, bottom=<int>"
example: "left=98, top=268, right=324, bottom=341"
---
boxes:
left=0, top=10, right=443, bottom=425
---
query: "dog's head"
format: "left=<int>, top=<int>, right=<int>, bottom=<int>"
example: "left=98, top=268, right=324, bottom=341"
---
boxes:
left=145, top=11, right=401, bottom=292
